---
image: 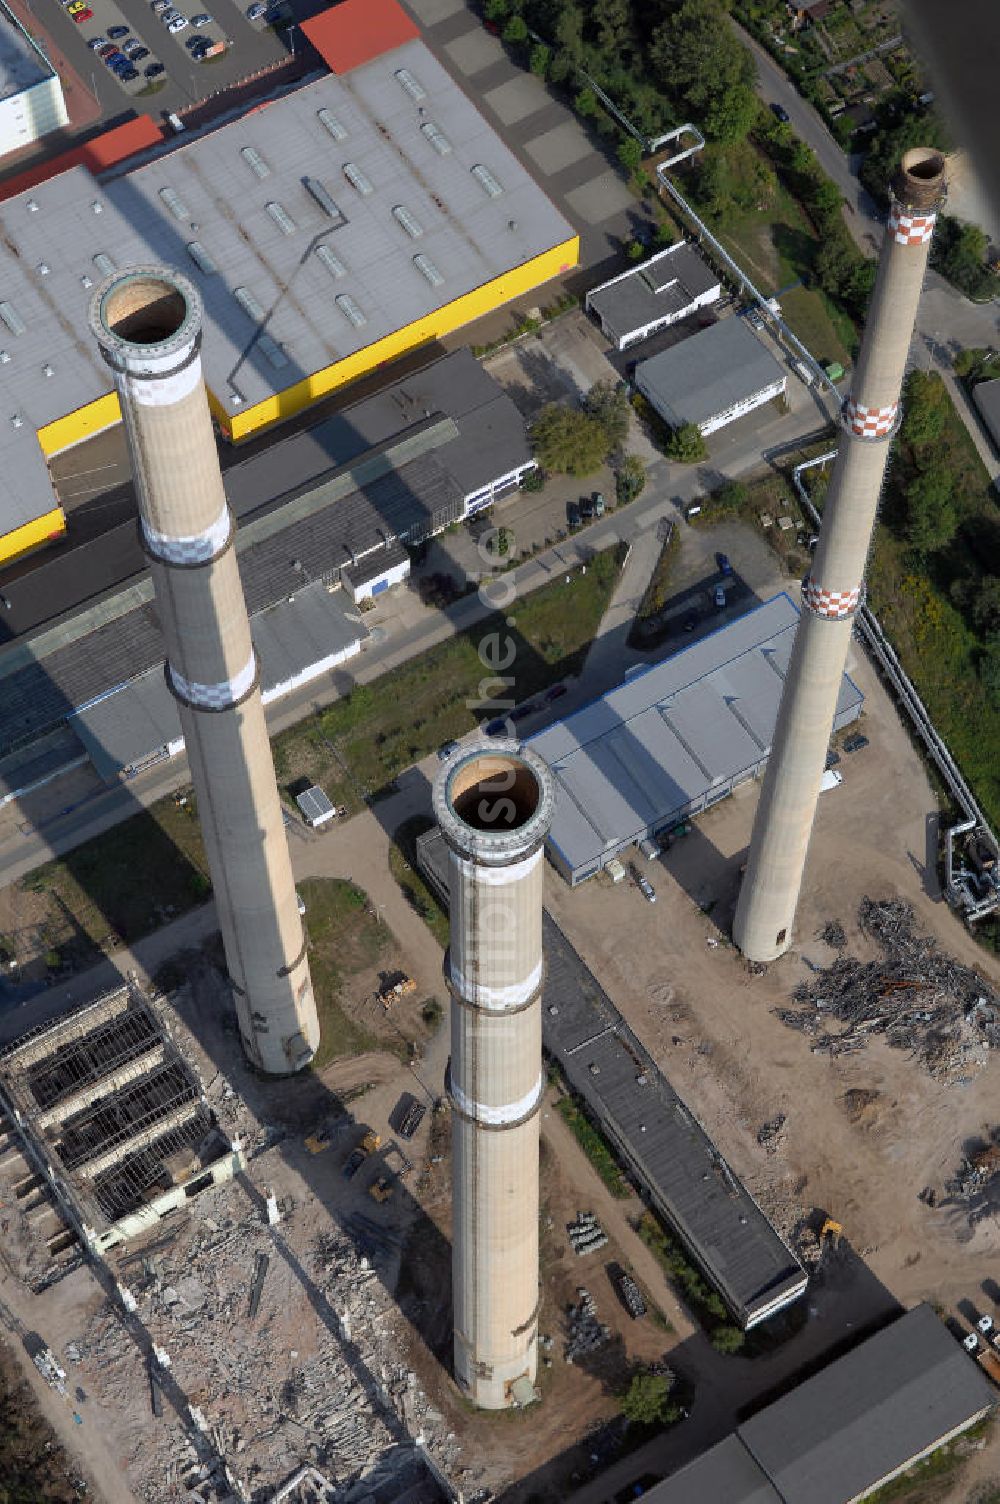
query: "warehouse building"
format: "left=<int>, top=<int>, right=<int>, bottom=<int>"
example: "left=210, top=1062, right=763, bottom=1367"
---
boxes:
left=0, top=1, right=67, bottom=161
left=585, top=241, right=721, bottom=350
left=528, top=594, right=863, bottom=886
left=0, top=0, right=576, bottom=564
left=635, top=316, right=786, bottom=435
left=630, top=1304, right=993, bottom=1504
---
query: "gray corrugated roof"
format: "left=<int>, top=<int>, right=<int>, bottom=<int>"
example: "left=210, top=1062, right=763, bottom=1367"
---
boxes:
left=635, top=317, right=785, bottom=427
left=70, top=583, right=363, bottom=777
left=344, top=540, right=409, bottom=588
left=973, top=377, right=1000, bottom=447
left=640, top=1437, right=781, bottom=1504
left=0, top=5, right=53, bottom=99
left=0, top=41, right=570, bottom=533
left=587, top=242, right=720, bottom=340
left=527, top=595, right=863, bottom=878
left=739, top=1304, right=994, bottom=1504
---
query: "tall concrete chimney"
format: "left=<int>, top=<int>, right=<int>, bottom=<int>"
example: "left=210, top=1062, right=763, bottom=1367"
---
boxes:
left=733, top=149, right=946, bottom=963
left=89, top=268, right=320, bottom=1074
left=432, top=742, right=554, bottom=1409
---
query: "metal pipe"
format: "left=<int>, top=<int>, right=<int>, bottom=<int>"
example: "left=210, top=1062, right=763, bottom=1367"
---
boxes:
left=734, top=149, right=946, bottom=963
left=89, top=268, right=320, bottom=1074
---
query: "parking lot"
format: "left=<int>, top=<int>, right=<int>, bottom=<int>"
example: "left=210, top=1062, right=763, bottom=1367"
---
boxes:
left=45, top=0, right=293, bottom=114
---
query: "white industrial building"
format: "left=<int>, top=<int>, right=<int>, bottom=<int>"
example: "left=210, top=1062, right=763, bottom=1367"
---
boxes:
left=342, top=541, right=411, bottom=603
left=528, top=594, right=863, bottom=886
left=0, top=2, right=67, bottom=159
left=973, top=377, right=1000, bottom=454
left=635, top=316, right=787, bottom=435
left=585, top=241, right=721, bottom=350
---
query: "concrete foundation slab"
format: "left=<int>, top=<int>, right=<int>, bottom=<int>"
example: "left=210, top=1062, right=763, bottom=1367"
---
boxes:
left=524, top=121, right=593, bottom=176
left=565, top=171, right=637, bottom=225
left=443, top=29, right=505, bottom=76
left=405, top=0, right=466, bottom=22
left=483, top=73, right=551, bottom=126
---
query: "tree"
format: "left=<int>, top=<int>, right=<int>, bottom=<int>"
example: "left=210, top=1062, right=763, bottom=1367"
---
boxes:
left=575, top=86, right=599, bottom=118
left=931, top=216, right=999, bottom=302
left=502, top=13, right=528, bottom=43
left=619, top=1371, right=677, bottom=1428
left=591, top=0, right=634, bottom=52
left=905, top=468, right=957, bottom=554
left=714, top=479, right=748, bottom=513
left=859, top=112, right=948, bottom=206
left=666, top=422, right=707, bottom=462
left=980, top=634, right=1000, bottom=705
left=585, top=380, right=631, bottom=451
left=971, top=577, right=1000, bottom=636
left=616, top=453, right=647, bottom=505
left=617, top=136, right=644, bottom=174
left=531, top=404, right=610, bottom=476
left=650, top=0, right=758, bottom=143
left=900, top=370, right=946, bottom=448
left=528, top=42, right=550, bottom=77
left=710, top=1324, right=745, bottom=1354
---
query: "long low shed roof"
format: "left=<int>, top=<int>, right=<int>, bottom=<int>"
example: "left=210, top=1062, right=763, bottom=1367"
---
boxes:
left=635, top=316, right=786, bottom=428
left=529, top=594, right=863, bottom=877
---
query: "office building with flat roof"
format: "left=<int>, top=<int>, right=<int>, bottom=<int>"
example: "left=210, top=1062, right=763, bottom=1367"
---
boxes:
left=635, top=316, right=787, bottom=435
left=585, top=241, right=721, bottom=349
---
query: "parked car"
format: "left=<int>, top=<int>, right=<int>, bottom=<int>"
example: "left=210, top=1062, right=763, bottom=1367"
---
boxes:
left=167, top=14, right=189, bottom=29
left=579, top=494, right=595, bottom=521
left=593, top=491, right=606, bottom=518
left=844, top=734, right=870, bottom=754
left=963, top=1331, right=980, bottom=1353
left=246, top=0, right=267, bottom=16
left=567, top=502, right=580, bottom=528
left=715, top=552, right=732, bottom=576
left=108, top=23, right=129, bottom=36
left=629, top=865, right=657, bottom=903
left=770, top=102, right=790, bottom=123
left=96, top=40, right=118, bottom=54
left=144, top=60, right=165, bottom=74
left=118, top=65, right=139, bottom=78
left=544, top=683, right=567, bottom=702
left=190, top=10, right=212, bottom=21
left=124, top=43, right=150, bottom=59
left=510, top=702, right=539, bottom=723
left=713, top=584, right=727, bottom=609
left=151, top=0, right=170, bottom=12
left=979, top=1315, right=995, bottom=1336
left=484, top=717, right=507, bottom=737
left=70, top=6, right=93, bottom=20
left=186, top=32, right=205, bottom=47
left=436, top=739, right=459, bottom=763
left=88, top=34, right=108, bottom=48
left=190, top=37, right=212, bottom=54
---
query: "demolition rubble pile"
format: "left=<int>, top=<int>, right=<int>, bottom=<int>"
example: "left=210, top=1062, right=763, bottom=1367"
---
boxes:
left=70, top=1190, right=457, bottom=1503
left=564, top=1288, right=611, bottom=1364
left=943, top=1142, right=1000, bottom=1230
left=776, top=899, right=1000, bottom=1078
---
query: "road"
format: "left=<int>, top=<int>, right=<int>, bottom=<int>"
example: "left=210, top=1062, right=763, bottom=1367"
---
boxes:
left=734, top=16, right=1000, bottom=484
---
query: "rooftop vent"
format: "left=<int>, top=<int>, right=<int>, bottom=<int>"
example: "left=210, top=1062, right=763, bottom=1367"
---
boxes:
left=335, top=292, right=366, bottom=329
left=233, top=286, right=266, bottom=323
left=80, top=274, right=93, bottom=289
left=395, top=67, right=426, bottom=101
left=343, top=161, right=374, bottom=197
left=187, top=240, right=218, bottom=275
left=26, top=199, right=38, bottom=213
left=413, top=252, right=444, bottom=287
left=317, top=107, right=348, bottom=142
left=265, top=200, right=297, bottom=235
left=303, top=177, right=346, bottom=224
left=91, top=201, right=103, bottom=214
left=10, top=413, right=22, bottom=428
left=420, top=121, right=451, bottom=155
left=0, top=350, right=8, bottom=364
left=0, top=302, right=25, bottom=336
left=37, top=262, right=50, bottom=276
left=471, top=163, right=503, bottom=199
left=158, top=186, right=190, bottom=221
left=392, top=204, right=423, bottom=239
left=93, top=253, right=116, bottom=276
left=241, top=145, right=270, bottom=179
left=42, top=363, right=53, bottom=378
left=258, top=332, right=288, bottom=369
left=315, top=243, right=346, bottom=279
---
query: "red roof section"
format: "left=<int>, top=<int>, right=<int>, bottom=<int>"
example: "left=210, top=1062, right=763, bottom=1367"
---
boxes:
left=0, top=116, right=164, bottom=204
left=301, top=0, right=419, bottom=74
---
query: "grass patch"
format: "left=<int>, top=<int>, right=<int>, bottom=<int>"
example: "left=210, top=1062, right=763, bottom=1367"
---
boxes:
left=389, top=816, right=450, bottom=950
left=636, top=1211, right=738, bottom=1343
left=629, top=524, right=681, bottom=647
left=556, top=1095, right=630, bottom=1199
left=272, top=545, right=624, bottom=805
left=298, top=877, right=400, bottom=1071
left=21, top=794, right=210, bottom=969
left=861, top=1416, right=993, bottom=1502
left=780, top=284, right=855, bottom=370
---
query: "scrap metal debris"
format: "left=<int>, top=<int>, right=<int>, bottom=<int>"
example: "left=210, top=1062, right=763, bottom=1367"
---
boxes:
left=756, top=1114, right=787, bottom=1154
left=564, top=1288, right=610, bottom=1364
left=567, top=1212, right=608, bottom=1257
left=777, top=899, right=1000, bottom=1078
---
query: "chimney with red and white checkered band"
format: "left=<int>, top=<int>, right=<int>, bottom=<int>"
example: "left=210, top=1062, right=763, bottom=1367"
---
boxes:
left=733, top=148, right=946, bottom=963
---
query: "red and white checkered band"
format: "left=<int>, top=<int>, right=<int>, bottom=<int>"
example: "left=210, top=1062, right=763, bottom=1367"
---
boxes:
left=801, top=576, right=861, bottom=619
left=887, top=206, right=936, bottom=245
left=842, top=396, right=897, bottom=438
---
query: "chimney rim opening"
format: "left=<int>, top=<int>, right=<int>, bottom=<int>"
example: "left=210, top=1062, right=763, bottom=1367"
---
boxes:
left=92, top=267, right=201, bottom=355
left=446, top=751, right=541, bottom=834
left=900, top=147, right=945, bottom=183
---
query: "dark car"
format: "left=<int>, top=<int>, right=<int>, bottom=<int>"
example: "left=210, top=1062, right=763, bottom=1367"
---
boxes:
left=484, top=717, right=507, bottom=737
left=144, top=60, right=165, bottom=75
left=343, top=1148, right=366, bottom=1180
left=125, top=44, right=150, bottom=59
left=844, top=733, right=870, bottom=754
left=108, top=23, right=130, bottom=35
left=544, top=683, right=567, bottom=702
left=510, top=702, right=539, bottom=723
left=715, top=552, right=733, bottom=576
left=579, top=494, right=595, bottom=521
left=567, top=502, right=580, bottom=528
left=118, top=65, right=139, bottom=78
left=436, top=739, right=459, bottom=762
left=770, top=102, right=790, bottom=123
left=683, top=611, right=698, bottom=632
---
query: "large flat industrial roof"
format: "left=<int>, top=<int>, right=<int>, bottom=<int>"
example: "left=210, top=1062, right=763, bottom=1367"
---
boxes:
left=635, top=317, right=786, bottom=428
left=528, top=594, right=863, bottom=880
left=640, top=1437, right=781, bottom=1504
left=586, top=242, right=720, bottom=339
left=739, top=1304, right=994, bottom=1504
left=973, top=377, right=1000, bottom=449
left=0, top=3, right=53, bottom=100
left=0, top=35, right=571, bottom=531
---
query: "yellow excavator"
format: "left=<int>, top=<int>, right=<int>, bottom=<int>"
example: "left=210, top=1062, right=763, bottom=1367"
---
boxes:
left=820, top=1217, right=843, bottom=1248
